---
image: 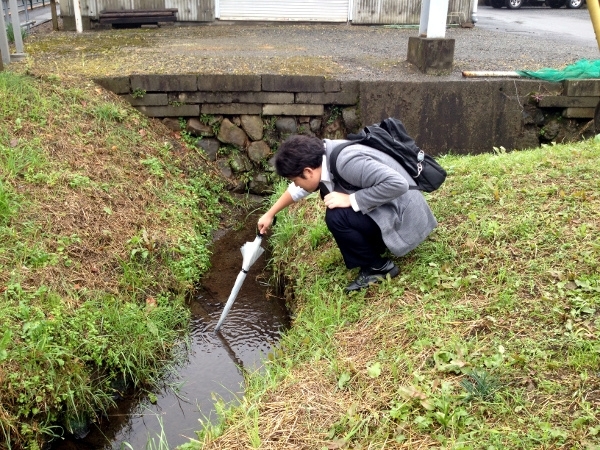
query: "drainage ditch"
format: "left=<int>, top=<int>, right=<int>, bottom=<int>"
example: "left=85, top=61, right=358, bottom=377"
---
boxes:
left=52, top=210, right=289, bottom=449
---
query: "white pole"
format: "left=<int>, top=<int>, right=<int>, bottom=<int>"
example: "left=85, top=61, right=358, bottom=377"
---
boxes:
left=472, top=0, right=478, bottom=23
left=419, top=0, right=431, bottom=36
left=421, top=0, right=450, bottom=38
left=0, top=2, right=10, bottom=65
left=8, top=0, right=24, bottom=53
left=73, top=0, right=83, bottom=33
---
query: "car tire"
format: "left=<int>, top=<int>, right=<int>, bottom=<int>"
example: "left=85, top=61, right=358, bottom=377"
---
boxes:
left=546, top=0, right=566, bottom=7
left=506, top=0, right=523, bottom=8
left=566, top=0, right=583, bottom=8
left=491, top=0, right=504, bottom=7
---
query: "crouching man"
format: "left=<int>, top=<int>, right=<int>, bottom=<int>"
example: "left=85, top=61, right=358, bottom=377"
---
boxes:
left=258, top=135, right=437, bottom=292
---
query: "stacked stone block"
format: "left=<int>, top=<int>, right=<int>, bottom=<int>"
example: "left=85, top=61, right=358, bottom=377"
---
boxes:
left=94, top=74, right=360, bottom=195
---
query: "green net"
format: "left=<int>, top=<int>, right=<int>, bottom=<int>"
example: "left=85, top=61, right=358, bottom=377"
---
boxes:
left=516, top=59, right=600, bottom=82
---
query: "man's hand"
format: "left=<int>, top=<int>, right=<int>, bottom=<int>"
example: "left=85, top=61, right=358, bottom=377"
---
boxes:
left=257, top=213, right=275, bottom=235
left=323, top=192, right=351, bottom=209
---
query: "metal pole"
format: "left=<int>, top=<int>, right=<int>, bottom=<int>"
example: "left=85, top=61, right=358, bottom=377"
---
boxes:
left=588, top=0, right=600, bottom=51
left=50, top=0, right=58, bottom=30
left=0, top=1, right=10, bottom=65
left=8, top=0, right=24, bottom=54
left=472, top=0, right=478, bottom=23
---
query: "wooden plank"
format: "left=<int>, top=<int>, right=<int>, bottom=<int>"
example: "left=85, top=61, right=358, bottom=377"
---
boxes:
left=101, top=8, right=178, bottom=12
left=100, top=16, right=176, bottom=24
left=100, top=12, right=176, bottom=17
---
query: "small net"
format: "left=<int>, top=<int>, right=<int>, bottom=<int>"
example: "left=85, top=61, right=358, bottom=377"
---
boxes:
left=516, top=59, right=600, bottom=82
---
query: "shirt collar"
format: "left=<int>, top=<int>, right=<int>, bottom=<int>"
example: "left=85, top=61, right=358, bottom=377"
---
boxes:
left=320, top=155, right=331, bottom=183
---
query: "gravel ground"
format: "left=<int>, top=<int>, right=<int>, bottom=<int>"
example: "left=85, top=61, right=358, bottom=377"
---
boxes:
left=22, top=12, right=599, bottom=81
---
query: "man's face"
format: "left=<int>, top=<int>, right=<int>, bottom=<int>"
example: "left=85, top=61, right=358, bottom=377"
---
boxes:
left=290, top=167, right=321, bottom=193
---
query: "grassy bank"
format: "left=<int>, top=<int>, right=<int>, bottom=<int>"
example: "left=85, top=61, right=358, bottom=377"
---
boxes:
left=0, top=70, right=226, bottom=448
left=192, top=140, right=600, bottom=449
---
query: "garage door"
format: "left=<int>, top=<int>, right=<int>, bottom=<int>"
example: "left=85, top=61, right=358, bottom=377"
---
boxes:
left=218, top=0, right=349, bottom=22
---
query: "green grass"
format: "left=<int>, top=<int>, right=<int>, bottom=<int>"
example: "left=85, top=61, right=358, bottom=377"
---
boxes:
left=0, top=70, right=226, bottom=448
left=191, top=139, right=600, bottom=449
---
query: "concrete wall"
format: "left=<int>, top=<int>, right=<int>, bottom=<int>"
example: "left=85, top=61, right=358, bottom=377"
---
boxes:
left=359, top=80, right=559, bottom=155
left=94, top=74, right=599, bottom=193
left=96, top=74, right=577, bottom=155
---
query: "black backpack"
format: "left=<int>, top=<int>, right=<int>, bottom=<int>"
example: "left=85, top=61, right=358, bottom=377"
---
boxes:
left=329, top=117, right=447, bottom=193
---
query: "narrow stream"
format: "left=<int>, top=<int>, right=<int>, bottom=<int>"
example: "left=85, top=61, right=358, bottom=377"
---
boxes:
left=52, top=211, right=289, bottom=449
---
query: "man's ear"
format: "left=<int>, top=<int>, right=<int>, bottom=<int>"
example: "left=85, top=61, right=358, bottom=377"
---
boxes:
left=301, top=167, right=313, bottom=179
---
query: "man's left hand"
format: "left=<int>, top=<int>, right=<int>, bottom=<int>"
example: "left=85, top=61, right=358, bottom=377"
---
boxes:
left=323, top=192, right=351, bottom=209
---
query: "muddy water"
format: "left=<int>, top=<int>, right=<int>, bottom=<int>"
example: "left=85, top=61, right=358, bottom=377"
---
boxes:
left=52, top=212, right=289, bottom=449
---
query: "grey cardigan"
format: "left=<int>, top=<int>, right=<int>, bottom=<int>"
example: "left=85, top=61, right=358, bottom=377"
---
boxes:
left=324, top=139, right=438, bottom=257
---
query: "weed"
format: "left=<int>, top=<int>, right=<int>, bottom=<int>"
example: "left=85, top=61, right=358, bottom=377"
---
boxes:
left=327, top=106, right=342, bottom=124
left=131, top=88, right=146, bottom=98
left=5, top=23, right=28, bottom=44
left=91, top=103, right=127, bottom=122
left=460, top=370, right=501, bottom=402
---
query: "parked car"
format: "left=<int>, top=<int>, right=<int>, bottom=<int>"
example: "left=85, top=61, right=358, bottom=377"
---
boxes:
left=486, top=0, right=584, bottom=9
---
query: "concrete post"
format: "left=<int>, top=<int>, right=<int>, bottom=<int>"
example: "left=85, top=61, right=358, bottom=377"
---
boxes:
left=0, top=2, right=10, bottom=65
left=407, top=0, right=455, bottom=75
left=8, top=0, right=24, bottom=54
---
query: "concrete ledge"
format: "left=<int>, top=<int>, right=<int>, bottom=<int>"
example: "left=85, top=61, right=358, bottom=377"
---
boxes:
left=539, top=96, right=600, bottom=108
left=262, top=75, right=325, bottom=93
left=263, top=104, right=324, bottom=116
left=131, top=75, right=198, bottom=92
left=407, top=37, right=455, bottom=76
left=563, top=107, right=596, bottom=119
left=95, top=76, right=130, bottom=94
left=324, top=80, right=342, bottom=92
left=174, top=92, right=233, bottom=103
left=135, top=105, right=200, bottom=117
left=564, top=80, right=600, bottom=97
left=231, top=92, right=295, bottom=104
left=124, top=93, right=169, bottom=106
left=201, top=103, right=262, bottom=115
left=197, top=75, right=261, bottom=92
left=295, top=91, right=359, bottom=105
left=171, top=91, right=295, bottom=104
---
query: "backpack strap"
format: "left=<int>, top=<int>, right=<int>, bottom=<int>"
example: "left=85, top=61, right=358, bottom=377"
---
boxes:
left=330, top=141, right=421, bottom=191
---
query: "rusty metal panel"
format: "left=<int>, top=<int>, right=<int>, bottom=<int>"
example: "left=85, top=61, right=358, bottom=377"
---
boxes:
left=219, top=0, right=348, bottom=22
left=352, top=0, right=472, bottom=25
left=166, top=0, right=214, bottom=21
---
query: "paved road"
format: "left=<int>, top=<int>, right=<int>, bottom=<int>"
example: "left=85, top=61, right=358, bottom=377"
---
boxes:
left=475, top=5, right=597, bottom=48
left=16, top=0, right=59, bottom=27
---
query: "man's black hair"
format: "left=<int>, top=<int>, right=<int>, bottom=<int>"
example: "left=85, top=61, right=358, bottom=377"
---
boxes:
left=274, top=135, right=325, bottom=178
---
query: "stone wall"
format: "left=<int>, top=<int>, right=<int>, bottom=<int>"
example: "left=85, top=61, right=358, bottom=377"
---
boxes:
left=94, top=74, right=599, bottom=194
left=95, top=74, right=360, bottom=194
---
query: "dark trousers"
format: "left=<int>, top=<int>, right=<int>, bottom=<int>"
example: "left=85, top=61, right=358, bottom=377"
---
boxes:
left=325, top=207, right=388, bottom=270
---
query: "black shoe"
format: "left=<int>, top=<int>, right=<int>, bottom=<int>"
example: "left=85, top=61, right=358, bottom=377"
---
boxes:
left=345, top=260, right=399, bottom=292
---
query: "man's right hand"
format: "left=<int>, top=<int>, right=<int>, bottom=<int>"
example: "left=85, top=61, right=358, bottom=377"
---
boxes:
left=257, top=213, right=274, bottom=235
